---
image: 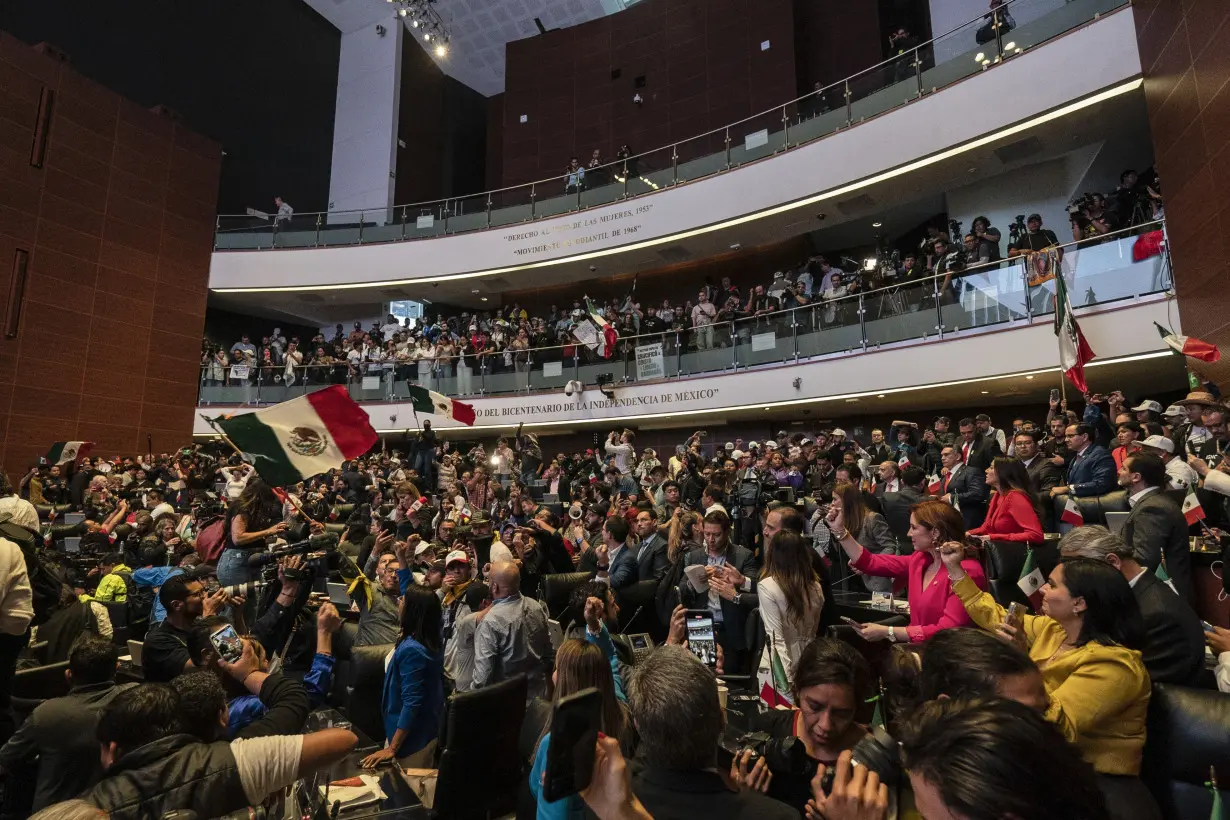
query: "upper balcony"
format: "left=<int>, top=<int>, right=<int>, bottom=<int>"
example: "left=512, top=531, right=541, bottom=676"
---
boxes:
left=208, top=0, right=1139, bottom=301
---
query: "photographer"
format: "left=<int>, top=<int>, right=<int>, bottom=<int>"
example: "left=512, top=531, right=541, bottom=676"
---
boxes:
left=141, top=574, right=246, bottom=683
left=1070, top=193, right=1115, bottom=243
left=1008, top=213, right=1061, bottom=260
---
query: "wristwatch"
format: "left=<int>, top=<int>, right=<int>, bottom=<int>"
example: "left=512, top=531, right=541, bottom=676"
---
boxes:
left=887, top=626, right=897, bottom=643
left=732, top=592, right=742, bottom=606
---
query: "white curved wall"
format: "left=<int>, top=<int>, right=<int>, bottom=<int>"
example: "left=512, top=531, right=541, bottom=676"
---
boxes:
left=209, top=9, right=1140, bottom=291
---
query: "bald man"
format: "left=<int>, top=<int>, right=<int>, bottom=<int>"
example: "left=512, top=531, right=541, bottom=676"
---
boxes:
left=472, top=562, right=554, bottom=699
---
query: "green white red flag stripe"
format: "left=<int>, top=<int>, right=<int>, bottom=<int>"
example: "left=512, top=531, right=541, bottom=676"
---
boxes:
left=1155, top=323, right=1220, bottom=363
left=1054, top=273, right=1095, bottom=393
left=1060, top=497, right=1083, bottom=526
left=1181, top=488, right=1205, bottom=525
left=406, top=385, right=476, bottom=426
left=1017, top=548, right=1045, bottom=609
left=211, top=386, right=378, bottom=487
left=45, top=441, right=92, bottom=466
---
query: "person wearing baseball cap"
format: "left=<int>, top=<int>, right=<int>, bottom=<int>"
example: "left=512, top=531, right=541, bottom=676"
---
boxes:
left=441, top=549, right=488, bottom=645
left=1007, top=213, right=1059, bottom=259
left=1130, top=400, right=1163, bottom=424
left=1138, top=435, right=1199, bottom=490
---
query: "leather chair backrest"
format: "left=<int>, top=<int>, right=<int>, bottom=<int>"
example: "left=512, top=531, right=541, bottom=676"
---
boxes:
left=333, top=504, right=356, bottom=519
left=981, top=540, right=1059, bottom=611
left=541, top=571, right=595, bottom=620
left=343, top=643, right=395, bottom=744
left=435, top=674, right=528, bottom=819
left=324, top=523, right=346, bottom=534
left=1053, top=489, right=1129, bottom=528
left=1141, top=683, right=1230, bottom=819
left=12, top=661, right=70, bottom=701
left=614, top=579, right=660, bottom=638
left=100, top=600, right=129, bottom=645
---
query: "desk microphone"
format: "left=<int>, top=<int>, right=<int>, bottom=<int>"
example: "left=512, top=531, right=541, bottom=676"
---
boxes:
left=617, top=605, right=644, bottom=635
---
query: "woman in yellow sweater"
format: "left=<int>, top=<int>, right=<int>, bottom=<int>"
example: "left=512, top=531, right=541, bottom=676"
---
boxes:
left=939, top=546, right=1161, bottom=820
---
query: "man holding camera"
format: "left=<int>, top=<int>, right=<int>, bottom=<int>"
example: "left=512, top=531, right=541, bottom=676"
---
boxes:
left=142, top=574, right=245, bottom=683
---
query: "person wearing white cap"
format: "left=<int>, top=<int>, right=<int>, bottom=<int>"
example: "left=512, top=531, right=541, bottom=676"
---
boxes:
left=725, top=442, right=735, bottom=452
left=1137, top=435, right=1199, bottom=490
left=440, top=550, right=489, bottom=645
left=1131, top=400, right=1163, bottom=423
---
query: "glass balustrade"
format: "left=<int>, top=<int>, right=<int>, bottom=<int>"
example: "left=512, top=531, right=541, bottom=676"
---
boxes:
left=198, top=223, right=1171, bottom=407
left=213, top=0, right=1129, bottom=252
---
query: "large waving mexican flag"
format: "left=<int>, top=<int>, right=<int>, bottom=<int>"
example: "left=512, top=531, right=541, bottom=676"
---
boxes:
left=211, top=386, right=378, bottom=486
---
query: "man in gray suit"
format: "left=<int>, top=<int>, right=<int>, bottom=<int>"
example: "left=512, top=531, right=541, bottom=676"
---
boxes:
left=1118, top=452, right=1192, bottom=603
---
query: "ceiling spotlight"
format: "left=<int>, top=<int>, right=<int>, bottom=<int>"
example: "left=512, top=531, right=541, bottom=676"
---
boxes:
left=981, top=390, right=990, bottom=394
left=1025, top=375, right=1034, bottom=380
left=398, top=8, right=407, bottom=15
left=411, top=19, right=419, bottom=26
left=424, top=32, right=432, bottom=41
left=435, top=44, right=447, bottom=57
left=481, top=296, right=488, bottom=301
left=877, top=394, right=886, bottom=399
left=872, top=221, right=882, bottom=227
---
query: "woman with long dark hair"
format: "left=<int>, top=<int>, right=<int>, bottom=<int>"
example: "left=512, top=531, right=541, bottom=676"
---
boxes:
left=757, top=532, right=823, bottom=701
left=831, top=481, right=897, bottom=593
left=942, top=550, right=1157, bottom=819
left=217, top=478, right=286, bottom=609
left=362, top=587, right=445, bottom=768
left=968, top=456, right=1043, bottom=543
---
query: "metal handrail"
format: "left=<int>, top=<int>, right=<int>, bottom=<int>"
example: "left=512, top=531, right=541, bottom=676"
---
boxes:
left=214, top=0, right=1123, bottom=233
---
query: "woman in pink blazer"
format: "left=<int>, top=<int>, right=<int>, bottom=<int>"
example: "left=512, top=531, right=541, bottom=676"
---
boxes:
left=969, top=457, right=1044, bottom=544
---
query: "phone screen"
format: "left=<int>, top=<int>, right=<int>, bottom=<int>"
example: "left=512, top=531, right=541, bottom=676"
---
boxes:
left=209, top=624, right=244, bottom=663
left=543, top=688, right=602, bottom=803
left=630, top=634, right=649, bottom=650
left=1050, top=388, right=1061, bottom=403
left=685, top=610, right=717, bottom=668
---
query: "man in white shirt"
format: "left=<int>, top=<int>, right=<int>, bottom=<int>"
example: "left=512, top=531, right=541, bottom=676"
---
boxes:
left=273, top=196, right=293, bottom=225
left=381, top=314, right=403, bottom=338
left=604, top=430, right=635, bottom=475
left=1138, top=435, right=1199, bottom=490
left=690, top=291, right=717, bottom=350
left=0, top=536, right=33, bottom=738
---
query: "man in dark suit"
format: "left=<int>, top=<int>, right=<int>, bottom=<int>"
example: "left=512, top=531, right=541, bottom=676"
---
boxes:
left=957, top=417, right=1001, bottom=471
left=940, top=445, right=988, bottom=530
left=680, top=510, right=759, bottom=674
left=1050, top=422, right=1116, bottom=505
left=627, top=646, right=797, bottom=820
left=596, top=514, right=639, bottom=590
left=1061, top=526, right=1205, bottom=685
left=882, top=466, right=928, bottom=551
left=632, top=506, right=669, bottom=581
left=1117, top=452, right=1193, bottom=603
left=866, top=429, right=893, bottom=467
left=1015, top=430, right=1064, bottom=530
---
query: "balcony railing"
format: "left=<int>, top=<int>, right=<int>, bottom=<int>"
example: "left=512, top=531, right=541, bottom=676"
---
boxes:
left=199, top=222, right=1171, bottom=408
left=214, top=0, right=1129, bottom=252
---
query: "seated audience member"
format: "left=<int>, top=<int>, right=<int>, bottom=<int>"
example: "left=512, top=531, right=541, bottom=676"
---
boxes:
left=130, top=544, right=184, bottom=626
left=749, top=638, right=872, bottom=814
left=879, top=466, right=927, bottom=551
left=831, top=480, right=897, bottom=593
left=899, top=698, right=1112, bottom=820
left=1060, top=526, right=1205, bottom=686
left=142, top=575, right=237, bottom=683
left=753, top=531, right=823, bottom=699
left=361, top=587, right=445, bottom=768
left=85, top=551, right=131, bottom=603
left=530, top=608, right=630, bottom=819
left=893, top=627, right=1047, bottom=714
left=473, top=561, right=553, bottom=700
left=680, top=511, right=759, bottom=671
left=85, top=682, right=357, bottom=820
left=36, top=585, right=114, bottom=662
left=941, top=549, right=1159, bottom=818
left=828, top=499, right=987, bottom=643
left=597, top=514, right=638, bottom=589
left=625, top=645, right=797, bottom=820
left=184, top=618, right=313, bottom=738
left=1116, top=452, right=1192, bottom=603
left=0, top=636, right=135, bottom=811
left=1051, top=423, right=1117, bottom=499
left=968, top=456, right=1044, bottom=543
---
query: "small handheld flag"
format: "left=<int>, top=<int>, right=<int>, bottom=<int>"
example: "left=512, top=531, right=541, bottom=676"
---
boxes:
left=1017, top=548, right=1045, bottom=609
left=1182, top=488, right=1206, bottom=526
left=1061, top=496, right=1084, bottom=527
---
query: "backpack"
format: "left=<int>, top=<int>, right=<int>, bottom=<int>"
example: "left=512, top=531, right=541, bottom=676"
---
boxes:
left=114, top=570, right=153, bottom=640
left=0, top=516, right=66, bottom=627
left=194, top=514, right=227, bottom=563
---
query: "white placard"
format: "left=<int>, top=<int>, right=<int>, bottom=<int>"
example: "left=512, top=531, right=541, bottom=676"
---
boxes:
left=751, top=332, right=776, bottom=351
left=572, top=320, right=600, bottom=352
left=361, top=376, right=381, bottom=390
left=744, top=129, right=769, bottom=150
left=635, top=342, right=665, bottom=381
left=542, top=361, right=563, bottom=378
left=416, top=214, right=435, bottom=229
left=229, top=365, right=250, bottom=380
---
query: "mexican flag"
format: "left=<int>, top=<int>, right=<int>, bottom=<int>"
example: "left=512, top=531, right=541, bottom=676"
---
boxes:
left=1054, top=274, right=1095, bottom=393
left=1182, top=488, right=1206, bottom=525
left=584, top=297, right=619, bottom=359
left=1017, top=548, right=1045, bottom=609
left=406, top=384, right=476, bottom=426
left=211, top=385, right=378, bottom=486
left=897, top=451, right=911, bottom=467
left=584, top=296, right=609, bottom=329
left=1155, top=323, right=1221, bottom=363
left=927, top=473, right=942, bottom=493
left=1060, top=496, right=1084, bottom=526
left=757, top=640, right=794, bottom=708
left=45, top=441, right=93, bottom=466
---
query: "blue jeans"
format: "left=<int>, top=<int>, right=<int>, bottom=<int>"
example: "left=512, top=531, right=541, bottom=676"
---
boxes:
left=413, top=452, right=435, bottom=491
left=217, top=548, right=260, bottom=625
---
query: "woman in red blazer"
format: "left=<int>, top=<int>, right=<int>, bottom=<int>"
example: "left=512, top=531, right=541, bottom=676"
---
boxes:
left=969, top=457, right=1044, bottom=543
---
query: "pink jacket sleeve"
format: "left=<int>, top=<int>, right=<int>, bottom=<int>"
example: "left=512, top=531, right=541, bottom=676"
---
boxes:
left=851, top=548, right=914, bottom=581
left=905, top=559, right=988, bottom=643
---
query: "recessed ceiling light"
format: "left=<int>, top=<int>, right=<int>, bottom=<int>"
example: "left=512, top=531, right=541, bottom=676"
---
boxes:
left=471, top=288, right=480, bottom=294
left=981, top=390, right=989, bottom=394
left=877, top=394, right=885, bottom=398
left=872, top=222, right=882, bottom=228
left=1025, top=375, right=1034, bottom=380
left=763, top=407, right=771, bottom=411
left=480, top=297, right=488, bottom=301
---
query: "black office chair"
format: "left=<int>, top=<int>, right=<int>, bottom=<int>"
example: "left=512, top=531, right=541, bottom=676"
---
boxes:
left=433, top=675, right=528, bottom=820
left=981, top=539, right=1059, bottom=611
left=1052, top=489, right=1129, bottom=528
left=101, top=600, right=129, bottom=646
left=717, top=608, right=766, bottom=692
left=11, top=661, right=71, bottom=723
left=1141, top=683, right=1230, bottom=819
left=613, top=579, right=661, bottom=640
left=341, top=643, right=395, bottom=746
left=541, top=571, right=595, bottom=620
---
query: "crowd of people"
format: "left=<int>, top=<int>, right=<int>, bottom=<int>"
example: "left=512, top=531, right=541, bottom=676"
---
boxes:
left=0, top=377, right=1226, bottom=819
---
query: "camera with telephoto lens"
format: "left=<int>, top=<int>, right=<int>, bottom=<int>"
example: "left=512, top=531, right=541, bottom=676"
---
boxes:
left=728, top=726, right=902, bottom=793
left=1008, top=214, right=1027, bottom=243
left=220, top=579, right=266, bottom=599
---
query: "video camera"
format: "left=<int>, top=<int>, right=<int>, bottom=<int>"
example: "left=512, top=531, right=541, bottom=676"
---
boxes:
left=245, top=532, right=340, bottom=568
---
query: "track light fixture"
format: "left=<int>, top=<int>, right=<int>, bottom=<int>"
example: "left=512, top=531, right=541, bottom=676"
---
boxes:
left=391, top=0, right=451, bottom=58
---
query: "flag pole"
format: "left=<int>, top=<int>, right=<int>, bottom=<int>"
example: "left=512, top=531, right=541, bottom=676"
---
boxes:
left=201, top=415, right=320, bottom=526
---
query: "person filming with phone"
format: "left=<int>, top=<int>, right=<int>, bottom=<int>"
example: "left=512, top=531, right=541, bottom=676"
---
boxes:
left=680, top=510, right=759, bottom=673
left=940, top=545, right=1159, bottom=819
left=827, top=499, right=987, bottom=643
